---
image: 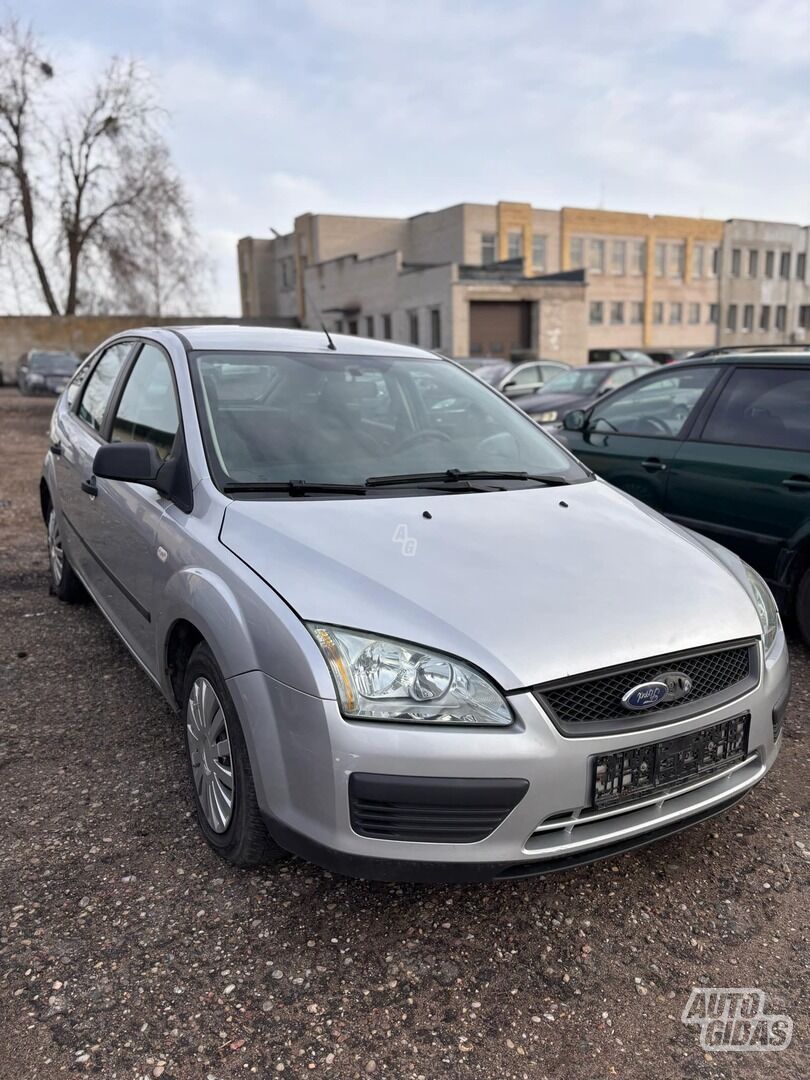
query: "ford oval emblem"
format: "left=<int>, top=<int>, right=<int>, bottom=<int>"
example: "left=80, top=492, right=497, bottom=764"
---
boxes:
left=621, top=671, right=693, bottom=711
left=621, top=681, right=669, bottom=710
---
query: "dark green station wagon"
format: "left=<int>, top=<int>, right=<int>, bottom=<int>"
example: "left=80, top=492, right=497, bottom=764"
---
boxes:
left=558, top=348, right=810, bottom=644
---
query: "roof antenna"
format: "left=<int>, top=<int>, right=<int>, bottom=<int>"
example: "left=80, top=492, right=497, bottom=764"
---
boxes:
left=270, top=226, right=337, bottom=351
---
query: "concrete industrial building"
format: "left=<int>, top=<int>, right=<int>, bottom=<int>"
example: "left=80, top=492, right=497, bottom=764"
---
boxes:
left=238, top=202, right=810, bottom=362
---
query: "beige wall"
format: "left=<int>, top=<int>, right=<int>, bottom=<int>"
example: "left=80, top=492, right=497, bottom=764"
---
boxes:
left=0, top=314, right=296, bottom=380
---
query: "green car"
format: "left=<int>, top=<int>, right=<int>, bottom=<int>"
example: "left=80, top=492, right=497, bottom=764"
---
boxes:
left=558, top=348, right=810, bottom=645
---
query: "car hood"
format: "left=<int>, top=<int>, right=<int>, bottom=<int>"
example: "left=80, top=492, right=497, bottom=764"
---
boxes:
left=219, top=480, right=761, bottom=691
left=522, top=390, right=594, bottom=414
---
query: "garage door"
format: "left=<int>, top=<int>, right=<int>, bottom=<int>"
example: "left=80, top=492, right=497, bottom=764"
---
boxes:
left=469, top=301, right=531, bottom=358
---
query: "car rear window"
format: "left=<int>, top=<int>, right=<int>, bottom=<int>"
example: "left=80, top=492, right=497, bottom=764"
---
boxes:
left=701, top=367, right=810, bottom=451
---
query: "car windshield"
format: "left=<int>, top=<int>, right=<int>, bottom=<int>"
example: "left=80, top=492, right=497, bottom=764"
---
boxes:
left=541, top=368, right=607, bottom=393
left=29, top=352, right=78, bottom=375
left=190, top=351, right=588, bottom=490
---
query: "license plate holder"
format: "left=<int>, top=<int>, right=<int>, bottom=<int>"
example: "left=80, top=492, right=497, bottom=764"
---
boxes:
left=592, top=714, right=750, bottom=809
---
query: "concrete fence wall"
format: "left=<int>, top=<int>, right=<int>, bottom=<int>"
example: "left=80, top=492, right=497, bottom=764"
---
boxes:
left=0, top=314, right=298, bottom=380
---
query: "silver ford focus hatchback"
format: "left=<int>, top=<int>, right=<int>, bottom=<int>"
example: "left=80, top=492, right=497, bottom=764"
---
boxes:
left=41, top=327, right=790, bottom=881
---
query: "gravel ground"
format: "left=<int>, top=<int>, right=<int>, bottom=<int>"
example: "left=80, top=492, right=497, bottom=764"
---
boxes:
left=1, top=385, right=808, bottom=1080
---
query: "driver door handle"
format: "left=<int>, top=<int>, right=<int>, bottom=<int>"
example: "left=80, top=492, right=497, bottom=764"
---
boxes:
left=81, top=477, right=98, bottom=496
left=641, top=457, right=667, bottom=472
left=782, top=475, right=810, bottom=491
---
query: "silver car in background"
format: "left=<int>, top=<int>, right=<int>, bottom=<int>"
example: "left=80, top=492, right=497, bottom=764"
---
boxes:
left=40, top=327, right=789, bottom=881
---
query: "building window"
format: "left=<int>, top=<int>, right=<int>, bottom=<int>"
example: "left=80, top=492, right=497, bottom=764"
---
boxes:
left=589, top=239, right=605, bottom=273
left=652, top=301, right=664, bottom=324
left=711, top=246, right=721, bottom=275
left=731, top=248, right=742, bottom=277
left=776, top=305, right=787, bottom=331
left=611, top=241, right=626, bottom=275
left=726, top=304, right=737, bottom=332
left=654, top=242, right=666, bottom=277
left=589, top=301, right=604, bottom=325
left=670, top=302, right=683, bottom=325
left=780, top=251, right=791, bottom=278
left=481, top=233, right=496, bottom=264
left=670, top=243, right=685, bottom=279
left=799, top=305, right=810, bottom=329
left=764, top=250, right=775, bottom=278
left=365, top=315, right=374, bottom=338
left=692, top=244, right=704, bottom=278
left=382, top=313, right=392, bottom=340
left=630, top=301, right=644, bottom=324
left=708, top=303, right=719, bottom=324
left=743, top=304, right=754, bottom=332
left=630, top=240, right=645, bottom=274
left=760, top=305, right=771, bottom=331
left=748, top=249, right=759, bottom=277
left=335, top=319, right=344, bottom=334
left=348, top=319, right=358, bottom=335
left=688, top=302, right=700, bottom=324
left=798, top=252, right=807, bottom=280
left=408, top=310, right=419, bottom=345
left=281, top=260, right=289, bottom=289
left=507, top=230, right=523, bottom=259
left=430, top=308, right=441, bottom=349
left=610, top=301, right=624, bottom=325
left=569, top=237, right=584, bottom=268
left=532, top=234, right=547, bottom=271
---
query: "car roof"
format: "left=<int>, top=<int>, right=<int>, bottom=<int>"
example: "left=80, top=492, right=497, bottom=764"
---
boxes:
left=584, top=361, right=646, bottom=371
left=677, top=347, right=810, bottom=367
left=146, top=324, right=438, bottom=359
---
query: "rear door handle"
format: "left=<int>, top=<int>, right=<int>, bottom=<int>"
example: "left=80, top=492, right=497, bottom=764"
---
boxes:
left=81, top=477, right=98, bottom=496
left=641, top=458, right=667, bottom=472
left=50, top=442, right=62, bottom=456
left=782, top=475, right=810, bottom=491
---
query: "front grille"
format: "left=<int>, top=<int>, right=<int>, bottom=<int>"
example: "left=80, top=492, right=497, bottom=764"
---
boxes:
left=534, top=641, right=757, bottom=736
left=349, top=774, right=528, bottom=843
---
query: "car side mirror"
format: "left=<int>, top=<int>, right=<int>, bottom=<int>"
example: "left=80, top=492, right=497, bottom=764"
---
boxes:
left=502, top=381, right=521, bottom=397
left=93, top=442, right=163, bottom=487
left=563, top=409, right=587, bottom=431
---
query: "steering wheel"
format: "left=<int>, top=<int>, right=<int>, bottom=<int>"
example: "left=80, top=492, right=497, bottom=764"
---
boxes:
left=395, top=429, right=453, bottom=452
left=638, top=416, right=670, bottom=435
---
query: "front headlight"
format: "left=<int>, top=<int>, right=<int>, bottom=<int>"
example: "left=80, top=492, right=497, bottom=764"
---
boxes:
left=308, top=625, right=513, bottom=726
left=743, top=565, right=780, bottom=655
left=28, top=373, right=45, bottom=385
left=536, top=410, right=558, bottom=424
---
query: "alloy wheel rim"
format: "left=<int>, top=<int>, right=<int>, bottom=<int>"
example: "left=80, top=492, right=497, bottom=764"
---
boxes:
left=48, top=510, right=64, bottom=586
left=186, top=677, right=234, bottom=833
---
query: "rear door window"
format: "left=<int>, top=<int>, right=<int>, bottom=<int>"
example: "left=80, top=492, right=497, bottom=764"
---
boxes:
left=77, top=342, right=132, bottom=432
left=700, top=367, right=810, bottom=451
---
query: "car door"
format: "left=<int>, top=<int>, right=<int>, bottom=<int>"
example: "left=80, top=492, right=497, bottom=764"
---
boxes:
left=665, top=364, right=810, bottom=582
left=565, top=365, right=720, bottom=510
left=53, top=341, right=135, bottom=604
left=87, top=342, right=183, bottom=670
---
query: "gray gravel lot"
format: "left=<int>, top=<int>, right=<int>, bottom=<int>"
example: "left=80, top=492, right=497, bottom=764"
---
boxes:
left=1, top=386, right=808, bottom=1079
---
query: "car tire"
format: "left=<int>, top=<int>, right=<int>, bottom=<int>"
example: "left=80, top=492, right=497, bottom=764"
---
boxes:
left=795, top=567, right=810, bottom=648
left=182, top=642, right=285, bottom=867
left=46, top=505, right=85, bottom=603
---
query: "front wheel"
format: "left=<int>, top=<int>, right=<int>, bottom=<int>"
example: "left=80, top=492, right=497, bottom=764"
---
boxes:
left=47, top=507, right=85, bottom=603
left=795, top=567, right=810, bottom=648
left=182, top=642, right=284, bottom=867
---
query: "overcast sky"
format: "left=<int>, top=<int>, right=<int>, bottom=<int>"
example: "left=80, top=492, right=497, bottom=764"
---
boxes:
left=15, top=0, right=810, bottom=314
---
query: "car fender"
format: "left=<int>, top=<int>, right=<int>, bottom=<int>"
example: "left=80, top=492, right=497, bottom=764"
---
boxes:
left=156, top=565, right=333, bottom=704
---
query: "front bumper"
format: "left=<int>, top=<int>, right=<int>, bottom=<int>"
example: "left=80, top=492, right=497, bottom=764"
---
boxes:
left=227, top=631, right=789, bottom=883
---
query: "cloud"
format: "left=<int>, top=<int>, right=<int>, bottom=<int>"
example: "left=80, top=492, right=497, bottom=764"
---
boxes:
left=8, top=0, right=810, bottom=314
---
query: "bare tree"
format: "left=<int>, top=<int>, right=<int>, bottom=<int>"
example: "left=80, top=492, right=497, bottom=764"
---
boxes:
left=0, top=19, right=209, bottom=315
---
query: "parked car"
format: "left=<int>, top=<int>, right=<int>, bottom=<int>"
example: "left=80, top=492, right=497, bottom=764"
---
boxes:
left=588, top=348, right=656, bottom=365
left=470, top=358, right=570, bottom=397
left=17, top=350, right=80, bottom=395
left=516, top=361, right=652, bottom=427
left=558, top=348, right=810, bottom=643
left=41, top=327, right=788, bottom=881
left=645, top=349, right=694, bottom=365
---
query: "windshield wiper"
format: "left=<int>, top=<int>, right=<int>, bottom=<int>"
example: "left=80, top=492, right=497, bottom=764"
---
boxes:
left=223, top=480, right=367, bottom=497
left=365, top=469, right=569, bottom=488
